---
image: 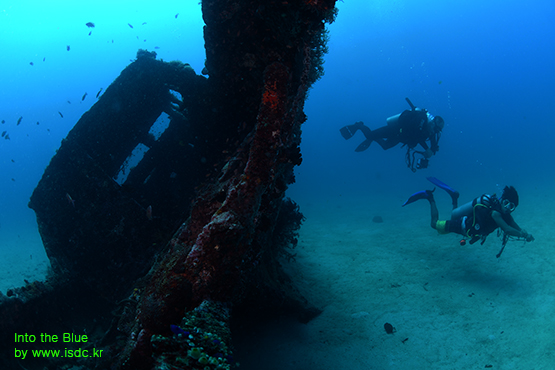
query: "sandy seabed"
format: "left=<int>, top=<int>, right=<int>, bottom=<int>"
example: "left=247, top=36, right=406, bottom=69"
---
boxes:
left=0, top=229, right=49, bottom=294
left=236, top=189, right=555, bottom=370
left=3, top=188, right=554, bottom=369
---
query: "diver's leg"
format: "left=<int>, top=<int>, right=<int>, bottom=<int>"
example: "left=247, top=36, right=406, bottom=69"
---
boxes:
left=425, top=191, right=456, bottom=235
left=428, top=193, right=439, bottom=230
left=427, top=177, right=459, bottom=208
left=402, top=189, right=445, bottom=232
left=371, top=126, right=399, bottom=150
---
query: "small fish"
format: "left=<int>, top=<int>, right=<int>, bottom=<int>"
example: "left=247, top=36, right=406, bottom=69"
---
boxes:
left=142, top=22, right=147, bottom=25
left=82, top=92, right=88, bottom=101
left=96, top=88, right=103, bottom=98
left=67, top=100, right=71, bottom=104
left=1, top=131, right=6, bottom=137
left=66, top=193, right=75, bottom=207
left=88, top=31, right=92, bottom=36
left=128, top=23, right=134, bottom=29
left=58, top=111, right=64, bottom=118
left=67, top=45, right=70, bottom=51
left=11, top=159, right=14, bottom=162
left=30, top=62, right=34, bottom=66
left=154, top=46, right=160, bottom=49
left=86, top=22, right=95, bottom=28
left=11, top=178, right=15, bottom=182
left=17, top=116, right=22, bottom=125
left=43, top=57, right=45, bottom=62
left=175, top=13, right=179, bottom=19
left=1, top=120, right=5, bottom=124
left=146, top=205, right=153, bottom=220
left=36, top=121, right=40, bottom=125
left=4, top=134, right=10, bottom=140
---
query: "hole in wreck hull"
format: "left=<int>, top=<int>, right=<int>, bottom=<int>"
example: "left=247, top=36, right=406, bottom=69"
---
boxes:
left=149, top=112, right=171, bottom=141
left=113, top=143, right=150, bottom=185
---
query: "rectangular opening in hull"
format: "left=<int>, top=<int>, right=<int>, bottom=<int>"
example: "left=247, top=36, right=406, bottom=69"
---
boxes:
left=113, top=143, right=150, bottom=185
left=149, top=112, right=171, bottom=141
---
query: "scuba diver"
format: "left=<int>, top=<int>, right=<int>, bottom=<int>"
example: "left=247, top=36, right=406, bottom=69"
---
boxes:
left=403, top=177, right=535, bottom=257
left=339, top=98, right=444, bottom=172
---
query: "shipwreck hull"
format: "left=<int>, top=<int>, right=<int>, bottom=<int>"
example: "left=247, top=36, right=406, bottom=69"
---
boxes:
left=2, top=1, right=338, bottom=369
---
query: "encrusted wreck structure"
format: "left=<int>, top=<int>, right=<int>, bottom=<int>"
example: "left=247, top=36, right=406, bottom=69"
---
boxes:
left=1, top=1, right=338, bottom=369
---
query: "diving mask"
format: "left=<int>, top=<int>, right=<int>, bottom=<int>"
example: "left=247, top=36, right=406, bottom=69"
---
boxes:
left=501, top=199, right=516, bottom=212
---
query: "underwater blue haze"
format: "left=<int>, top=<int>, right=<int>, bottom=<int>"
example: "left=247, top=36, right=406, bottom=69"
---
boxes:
left=0, top=0, right=554, bottom=287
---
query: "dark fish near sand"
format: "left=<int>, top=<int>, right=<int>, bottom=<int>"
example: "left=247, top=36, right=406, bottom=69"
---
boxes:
left=128, top=23, right=133, bottom=29
left=96, top=88, right=103, bottom=98
left=17, top=116, right=22, bottom=125
left=175, top=13, right=179, bottom=19
left=30, top=62, right=34, bottom=66
left=86, top=22, right=95, bottom=28
left=1, top=120, right=4, bottom=124
left=67, top=45, right=70, bottom=51
left=82, top=92, right=88, bottom=101
left=88, top=31, right=92, bottom=36
left=58, top=111, right=64, bottom=118
left=2, top=131, right=6, bottom=137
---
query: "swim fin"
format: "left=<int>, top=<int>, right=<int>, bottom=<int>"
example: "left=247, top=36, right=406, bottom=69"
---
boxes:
left=339, top=121, right=364, bottom=140
left=355, top=139, right=372, bottom=152
left=402, top=188, right=435, bottom=207
left=426, top=177, right=459, bottom=206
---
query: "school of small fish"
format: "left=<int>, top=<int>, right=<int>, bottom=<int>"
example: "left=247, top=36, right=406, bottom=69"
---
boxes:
left=4, top=13, right=181, bottom=150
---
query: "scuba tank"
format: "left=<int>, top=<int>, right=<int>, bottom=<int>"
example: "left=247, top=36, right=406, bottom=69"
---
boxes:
left=451, top=200, right=473, bottom=220
left=386, top=113, right=401, bottom=126
left=451, top=194, right=496, bottom=220
left=386, top=97, right=419, bottom=126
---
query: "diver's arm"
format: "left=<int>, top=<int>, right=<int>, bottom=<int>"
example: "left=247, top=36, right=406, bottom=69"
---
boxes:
left=504, top=214, right=521, bottom=230
left=429, top=134, right=439, bottom=154
left=418, top=141, right=433, bottom=158
left=492, top=211, right=534, bottom=241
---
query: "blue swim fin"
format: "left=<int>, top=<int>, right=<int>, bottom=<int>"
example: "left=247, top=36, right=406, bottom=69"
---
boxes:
left=402, top=189, right=435, bottom=207
left=426, top=177, right=459, bottom=206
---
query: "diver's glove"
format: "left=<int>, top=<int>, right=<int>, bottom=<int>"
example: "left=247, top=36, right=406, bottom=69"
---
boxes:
left=526, top=234, right=535, bottom=242
left=521, top=231, right=535, bottom=242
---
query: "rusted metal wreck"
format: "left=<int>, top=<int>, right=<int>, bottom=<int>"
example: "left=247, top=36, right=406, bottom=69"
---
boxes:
left=1, top=0, right=338, bottom=369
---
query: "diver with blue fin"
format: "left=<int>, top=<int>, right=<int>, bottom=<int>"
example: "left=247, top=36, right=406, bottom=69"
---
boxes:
left=403, top=177, right=534, bottom=257
left=339, top=98, right=444, bottom=172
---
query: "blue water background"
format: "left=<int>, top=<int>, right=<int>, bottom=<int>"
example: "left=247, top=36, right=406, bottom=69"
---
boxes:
left=0, top=0, right=554, bottom=251
left=292, top=0, right=555, bottom=207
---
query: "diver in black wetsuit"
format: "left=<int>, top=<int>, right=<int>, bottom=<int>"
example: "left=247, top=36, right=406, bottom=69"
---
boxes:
left=340, top=98, right=444, bottom=171
left=403, top=177, right=534, bottom=257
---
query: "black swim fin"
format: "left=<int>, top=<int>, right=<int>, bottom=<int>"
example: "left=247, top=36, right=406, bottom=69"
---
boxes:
left=340, top=121, right=364, bottom=140
left=355, top=139, right=372, bottom=152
